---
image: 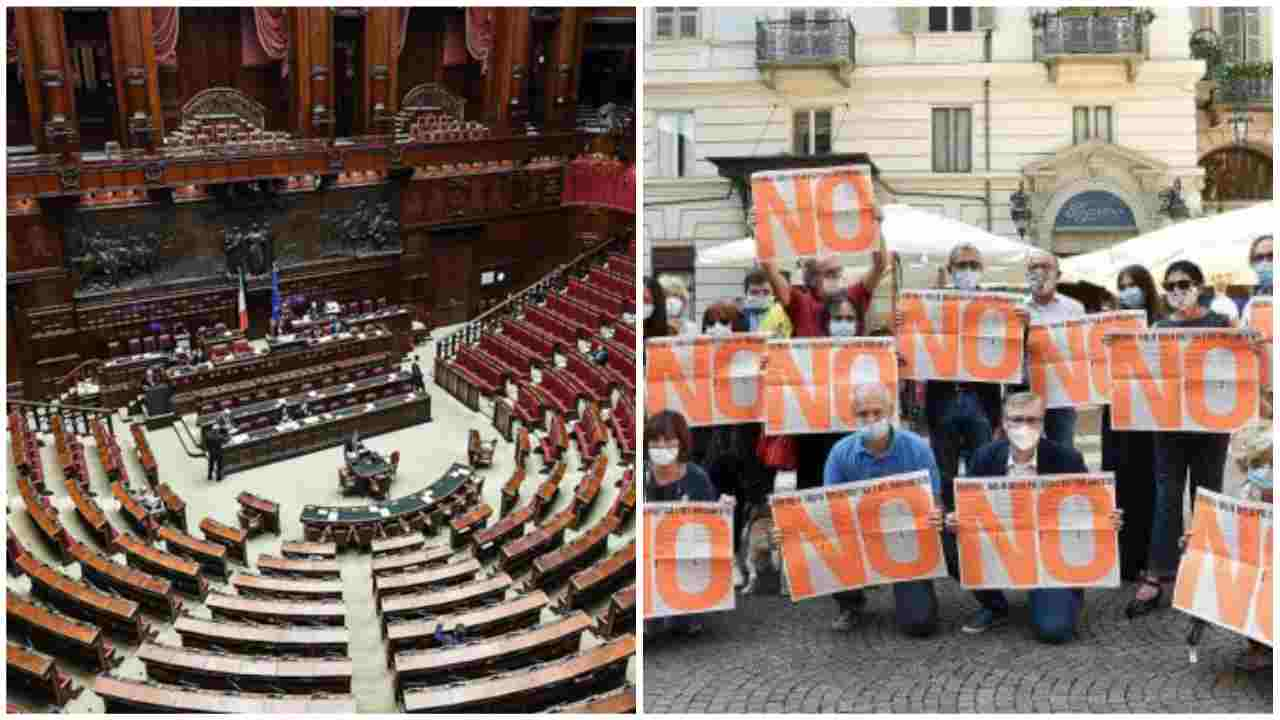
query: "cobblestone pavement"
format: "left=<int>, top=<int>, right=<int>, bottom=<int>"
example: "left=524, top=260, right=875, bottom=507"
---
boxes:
left=644, top=575, right=1272, bottom=713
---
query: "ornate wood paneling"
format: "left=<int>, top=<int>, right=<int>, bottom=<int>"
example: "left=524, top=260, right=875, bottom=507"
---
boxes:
left=290, top=8, right=334, bottom=139
left=362, top=8, right=400, bottom=135
left=13, top=7, right=80, bottom=155
left=108, top=8, right=163, bottom=150
left=401, top=165, right=564, bottom=228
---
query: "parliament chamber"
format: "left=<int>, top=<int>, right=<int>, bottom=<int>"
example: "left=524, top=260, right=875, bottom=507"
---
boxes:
left=6, top=6, right=636, bottom=714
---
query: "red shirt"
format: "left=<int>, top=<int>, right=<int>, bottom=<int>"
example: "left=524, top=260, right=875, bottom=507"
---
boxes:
left=785, top=282, right=872, bottom=338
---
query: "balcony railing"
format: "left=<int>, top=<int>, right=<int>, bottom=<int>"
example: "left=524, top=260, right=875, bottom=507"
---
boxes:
left=1218, top=74, right=1273, bottom=106
left=756, top=19, right=855, bottom=68
left=1033, top=9, right=1146, bottom=60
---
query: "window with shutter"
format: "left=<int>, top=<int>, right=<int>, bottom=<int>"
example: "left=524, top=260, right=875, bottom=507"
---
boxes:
left=679, top=7, right=700, bottom=39
left=1094, top=107, right=1113, bottom=143
left=928, top=7, right=949, bottom=32
left=657, top=112, right=695, bottom=177
left=953, top=7, right=973, bottom=32
left=793, top=109, right=833, bottom=157
left=1221, top=7, right=1262, bottom=62
left=1073, top=107, right=1090, bottom=145
left=932, top=108, right=972, bottom=172
left=654, top=8, right=674, bottom=40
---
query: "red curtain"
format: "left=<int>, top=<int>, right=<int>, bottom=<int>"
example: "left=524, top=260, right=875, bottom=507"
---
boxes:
left=466, top=8, right=495, bottom=73
left=243, top=8, right=288, bottom=77
left=443, top=15, right=467, bottom=67
left=152, top=7, right=179, bottom=67
left=563, top=158, right=635, bottom=215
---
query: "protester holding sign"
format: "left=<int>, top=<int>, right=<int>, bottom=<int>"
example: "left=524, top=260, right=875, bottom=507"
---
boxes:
left=1101, top=265, right=1165, bottom=581
left=1022, top=252, right=1086, bottom=449
left=645, top=409, right=720, bottom=638
left=819, top=384, right=943, bottom=636
left=644, top=276, right=671, bottom=341
left=945, top=392, right=1121, bottom=643
left=1247, top=234, right=1273, bottom=302
left=1128, top=260, right=1235, bottom=618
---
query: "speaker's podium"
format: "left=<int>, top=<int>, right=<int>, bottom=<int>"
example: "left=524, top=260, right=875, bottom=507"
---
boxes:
left=143, top=383, right=176, bottom=430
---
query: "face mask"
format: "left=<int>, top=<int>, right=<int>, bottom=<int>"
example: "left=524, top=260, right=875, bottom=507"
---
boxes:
left=666, top=297, right=684, bottom=319
left=649, top=447, right=678, bottom=467
left=1007, top=425, right=1040, bottom=452
left=643, top=303, right=654, bottom=320
left=829, top=320, right=857, bottom=337
left=863, top=418, right=890, bottom=440
left=1254, top=261, right=1273, bottom=286
left=1028, top=269, right=1055, bottom=295
left=1247, top=465, right=1273, bottom=490
left=953, top=270, right=980, bottom=291
left=1118, top=286, right=1145, bottom=308
left=744, top=294, right=772, bottom=312
left=822, top=278, right=844, bottom=299
left=706, top=322, right=732, bottom=337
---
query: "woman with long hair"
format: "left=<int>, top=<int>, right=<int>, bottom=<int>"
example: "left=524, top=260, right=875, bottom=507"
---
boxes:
left=643, top=276, right=670, bottom=340
left=1101, top=264, right=1163, bottom=581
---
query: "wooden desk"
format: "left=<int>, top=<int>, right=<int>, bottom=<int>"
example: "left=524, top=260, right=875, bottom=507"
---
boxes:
left=16, top=472, right=70, bottom=564
left=501, top=467, right=527, bottom=515
left=7, top=642, right=81, bottom=708
left=449, top=504, right=493, bottom=549
left=94, top=676, right=358, bottom=713
left=17, top=553, right=153, bottom=645
left=598, top=584, right=635, bottom=638
left=394, top=612, right=592, bottom=691
left=257, top=554, right=341, bottom=578
left=116, top=533, right=208, bottom=599
left=69, top=540, right=181, bottom=621
left=221, top=391, right=430, bottom=476
left=64, top=474, right=114, bottom=548
left=205, top=593, right=346, bottom=627
left=130, top=424, right=158, bottom=485
left=302, top=464, right=473, bottom=546
left=156, top=483, right=188, bottom=531
left=400, top=635, right=634, bottom=713
left=607, top=470, right=636, bottom=529
left=282, top=541, right=337, bottom=559
left=7, top=527, right=29, bottom=578
left=371, top=533, right=426, bottom=557
left=111, top=480, right=158, bottom=542
left=231, top=573, right=345, bottom=601
left=375, top=558, right=481, bottom=608
left=473, top=502, right=537, bottom=560
left=237, top=491, right=281, bottom=536
left=573, top=455, right=608, bottom=527
left=176, top=351, right=395, bottom=416
left=7, top=594, right=117, bottom=671
left=174, top=615, right=350, bottom=657
left=199, top=517, right=248, bottom=565
left=567, top=540, right=635, bottom=611
left=546, top=684, right=637, bottom=713
left=198, top=370, right=412, bottom=432
left=385, top=591, right=548, bottom=665
left=137, top=642, right=353, bottom=694
left=500, top=506, right=575, bottom=574
left=380, top=574, right=513, bottom=628
left=372, top=544, right=455, bottom=578
left=157, top=525, right=228, bottom=579
left=530, top=515, right=620, bottom=590
left=533, top=461, right=566, bottom=515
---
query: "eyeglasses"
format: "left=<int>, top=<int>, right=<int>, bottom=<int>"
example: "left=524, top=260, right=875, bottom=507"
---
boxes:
left=831, top=315, right=857, bottom=322
left=1252, top=252, right=1274, bottom=264
left=951, top=261, right=981, bottom=272
left=1162, top=279, right=1196, bottom=292
left=1006, top=415, right=1043, bottom=426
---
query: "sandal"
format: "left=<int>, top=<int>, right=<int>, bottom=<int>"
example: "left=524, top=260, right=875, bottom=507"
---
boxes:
left=1125, top=575, right=1164, bottom=619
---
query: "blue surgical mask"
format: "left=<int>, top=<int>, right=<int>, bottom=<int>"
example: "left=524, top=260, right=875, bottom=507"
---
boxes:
left=1118, top=286, right=1145, bottom=309
left=1247, top=465, right=1272, bottom=490
left=1254, top=261, right=1273, bottom=287
left=829, top=320, right=857, bottom=337
left=744, top=294, right=772, bottom=312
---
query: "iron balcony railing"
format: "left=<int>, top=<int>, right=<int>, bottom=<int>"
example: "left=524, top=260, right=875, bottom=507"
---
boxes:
left=756, top=19, right=855, bottom=67
left=1218, top=74, right=1273, bottom=105
left=1033, top=9, right=1147, bottom=60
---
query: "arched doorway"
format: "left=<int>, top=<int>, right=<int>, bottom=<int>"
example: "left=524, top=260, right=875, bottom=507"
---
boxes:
left=1048, top=188, right=1141, bottom=256
left=1199, top=146, right=1273, bottom=209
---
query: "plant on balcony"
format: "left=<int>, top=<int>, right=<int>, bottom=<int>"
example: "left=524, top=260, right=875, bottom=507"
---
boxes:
left=1189, top=29, right=1224, bottom=79
left=1215, top=61, right=1274, bottom=82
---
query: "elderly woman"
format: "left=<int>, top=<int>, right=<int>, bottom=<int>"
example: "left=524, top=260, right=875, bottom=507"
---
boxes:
left=658, top=275, right=699, bottom=336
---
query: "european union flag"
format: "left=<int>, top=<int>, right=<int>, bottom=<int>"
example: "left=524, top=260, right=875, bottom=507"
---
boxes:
left=270, top=263, right=281, bottom=323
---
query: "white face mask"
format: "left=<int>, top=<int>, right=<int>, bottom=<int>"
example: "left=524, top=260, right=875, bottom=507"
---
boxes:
left=829, top=320, right=857, bottom=337
left=643, top=303, right=654, bottom=320
left=744, top=294, right=772, bottom=311
left=953, top=269, right=981, bottom=291
left=1167, top=288, right=1197, bottom=311
left=649, top=447, right=679, bottom=467
left=863, top=418, right=890, bottom=440
left=666, top=297, right=684, bottom=319
left=1007, top=425, right=1040, bottom=452
left=1028, top=268, right=1055, bottom=296
left=706, top=322, right=732, bottom=337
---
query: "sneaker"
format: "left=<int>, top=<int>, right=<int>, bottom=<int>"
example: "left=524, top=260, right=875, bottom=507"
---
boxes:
left=831, top=609, right=860, bottom=632
left=962, top=608, right=1009, bottom=634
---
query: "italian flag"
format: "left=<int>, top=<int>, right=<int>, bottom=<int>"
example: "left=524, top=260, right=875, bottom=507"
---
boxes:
left=237, top=269, right=248, bottom=331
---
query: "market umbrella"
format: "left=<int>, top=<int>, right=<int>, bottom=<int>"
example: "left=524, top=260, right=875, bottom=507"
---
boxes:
left=1060, top=203, right=1276, bottom=289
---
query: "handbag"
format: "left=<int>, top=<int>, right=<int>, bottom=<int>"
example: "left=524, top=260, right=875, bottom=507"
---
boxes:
left=756, top=432, right=797, bottom=471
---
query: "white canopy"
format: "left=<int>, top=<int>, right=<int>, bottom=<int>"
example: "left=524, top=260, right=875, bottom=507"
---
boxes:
left=695, top=203, right=1041, bottom=286
left=1060, top=203, right=1276, bottom=290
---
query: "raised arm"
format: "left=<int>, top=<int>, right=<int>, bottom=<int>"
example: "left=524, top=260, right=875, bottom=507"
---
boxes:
left=857, top=248, right=890, bottom=294
left=760, top=260, right=793, bottom=309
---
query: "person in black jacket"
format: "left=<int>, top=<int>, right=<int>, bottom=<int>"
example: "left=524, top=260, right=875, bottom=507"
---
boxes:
left=944, top=392, right=1121, bottom=643
left=409, top=356, right=426, bottom=393
left=206, top=424, right=226, bottom=483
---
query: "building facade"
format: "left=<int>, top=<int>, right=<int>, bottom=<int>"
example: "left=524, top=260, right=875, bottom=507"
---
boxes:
left=642, top=5, right=1272, bottom=318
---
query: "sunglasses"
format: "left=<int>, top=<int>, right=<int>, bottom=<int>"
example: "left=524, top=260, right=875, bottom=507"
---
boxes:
left=1162, top=279, right=1196, bottom=292
left=951, top=261, right=981, bottom=272
left=1253, top=252, right=1274, bottom=263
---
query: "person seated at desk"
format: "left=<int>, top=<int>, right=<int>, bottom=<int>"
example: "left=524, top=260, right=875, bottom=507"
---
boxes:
left=290, top=402, right=310, bottom=423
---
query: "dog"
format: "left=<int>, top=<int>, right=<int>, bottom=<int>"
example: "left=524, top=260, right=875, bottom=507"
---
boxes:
left=739, top=501, right=786, bottom=596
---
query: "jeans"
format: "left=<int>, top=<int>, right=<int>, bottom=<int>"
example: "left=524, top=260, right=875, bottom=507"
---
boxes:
left=930, top=390, right=993, bottom=512
left=833, top=581, right=939, bottom=637
left=1147, top=432, right=1231, bottom=577
left=973, top=587, right=1084, bottom=644
left=1042, top=407, right=1077, bottom=450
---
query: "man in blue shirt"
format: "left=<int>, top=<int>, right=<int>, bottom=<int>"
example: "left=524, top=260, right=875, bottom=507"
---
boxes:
left=822, top=384, right=943, bottom=637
